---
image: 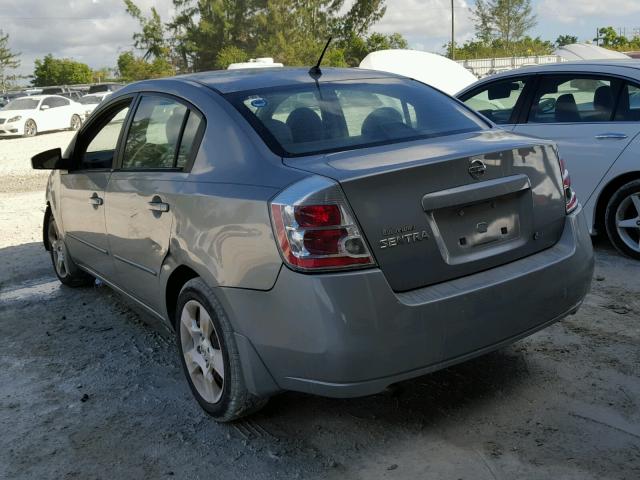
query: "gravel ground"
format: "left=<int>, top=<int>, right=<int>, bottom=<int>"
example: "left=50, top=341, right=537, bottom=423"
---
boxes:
left=1, top=135, right=639, bottom=479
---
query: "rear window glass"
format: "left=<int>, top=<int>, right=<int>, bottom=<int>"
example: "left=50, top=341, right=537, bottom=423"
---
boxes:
left=228, top=79, right=487, bottom=156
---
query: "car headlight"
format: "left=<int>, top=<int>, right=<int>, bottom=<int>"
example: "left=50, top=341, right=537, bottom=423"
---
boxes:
left=7, top=115, right=21, bottom=123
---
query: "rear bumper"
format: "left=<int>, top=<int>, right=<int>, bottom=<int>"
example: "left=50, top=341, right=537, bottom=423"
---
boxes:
left=220, top=206, right=594, bottom=398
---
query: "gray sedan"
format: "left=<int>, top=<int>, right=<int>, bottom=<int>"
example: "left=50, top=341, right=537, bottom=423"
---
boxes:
left=33, top=67, right=594, bottom=421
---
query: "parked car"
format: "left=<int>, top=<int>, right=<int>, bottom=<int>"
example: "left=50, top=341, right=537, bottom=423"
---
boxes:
left=0, top=95, right=84, bottom=137
left=88, top=83, right=123, bottom=94
left=32, top=68, right=594, bottom=421
left=458, top=60, right=640, bottom=259
left=78, top=92, right=111, bottom=119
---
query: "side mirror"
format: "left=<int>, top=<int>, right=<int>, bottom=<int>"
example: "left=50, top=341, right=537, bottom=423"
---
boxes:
left=31, top=148, right=70, bottom=170
left=40, top=104, right=50, bottom=111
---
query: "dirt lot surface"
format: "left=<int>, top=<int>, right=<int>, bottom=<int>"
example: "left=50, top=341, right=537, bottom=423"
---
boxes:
left=1, top=133, right=639, bottom=479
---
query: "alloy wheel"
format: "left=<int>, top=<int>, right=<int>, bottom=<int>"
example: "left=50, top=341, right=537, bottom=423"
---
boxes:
left=615, top=193, right=640, bottom=254
left=48, top=220, right=69, bottom=278
left=24, top=120, right=36, bottom=137
left=70, top=115, right=82, bottom=131
left=179, top=300, right=225, bottom=403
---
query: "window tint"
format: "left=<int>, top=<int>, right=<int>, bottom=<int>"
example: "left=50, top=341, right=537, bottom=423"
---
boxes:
left=615, top=83, right=640, bottom=121
left=529, top=76, right=618, bottom=123
left=176, top=110, right=204, bottom=169
left=463, top=79, right=526, bottom=124
left=230, top=79, right=487, bottom=156
left=122, top=96, right=188, bottom=169
left=78, top=103, right=131, bottom=170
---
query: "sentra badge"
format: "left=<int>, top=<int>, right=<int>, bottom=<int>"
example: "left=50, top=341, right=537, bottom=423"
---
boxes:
left=379, top=225, right=430, bottom=250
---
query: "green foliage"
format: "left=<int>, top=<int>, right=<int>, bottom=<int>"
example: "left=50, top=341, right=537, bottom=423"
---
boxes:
left=595, top=27, right=640, bottom=51
left=124, top=0, right=169, bottom=60
left=125, top=0, right=404, bottom=73
left=472, top=0, right=536, bottom=44
left=116, top=51, right=175, bottom=82
left=0, top=30, right=20, bottom=91
left=342, top=32, right=408, bottom=66
left=555, top=35, right=578, bottom=48
left=447, top=36, right=554, bottom=60
left=215, top=45, right=249, bottom=69
left=32, top=54, right=93, bottom=86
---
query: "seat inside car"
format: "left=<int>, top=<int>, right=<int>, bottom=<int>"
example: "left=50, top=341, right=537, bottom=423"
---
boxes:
left=286, top=107, right=324, bottom=143
left=361, top=107, right=410, bottom=139
left=593, top=85, right=614, bottom=120
left=555, top=94, right=580, bottom=123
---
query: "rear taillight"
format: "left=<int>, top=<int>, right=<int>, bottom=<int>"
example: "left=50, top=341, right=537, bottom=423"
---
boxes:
left=559, top=158, right=578, bottom=214
left=269, top=176, right=375, bottom=272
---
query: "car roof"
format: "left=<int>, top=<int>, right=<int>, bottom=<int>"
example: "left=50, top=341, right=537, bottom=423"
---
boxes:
left=166, top=67, right=406, bottom=94
left=479, top=59, right=640, bottom=80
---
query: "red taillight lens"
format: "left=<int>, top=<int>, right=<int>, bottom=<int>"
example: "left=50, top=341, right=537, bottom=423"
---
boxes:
left=559, top=158, right=578, bottom=213
left=270, top=176, right=375, bottom=272
left=294, top=204, right=341, bottom=227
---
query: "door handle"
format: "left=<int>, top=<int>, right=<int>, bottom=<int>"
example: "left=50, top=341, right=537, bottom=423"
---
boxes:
left=89, top=194, right=103, bottom=206
left=595, top=133, right=628, bottom=140
left=148, top=201, right=170, bottom=213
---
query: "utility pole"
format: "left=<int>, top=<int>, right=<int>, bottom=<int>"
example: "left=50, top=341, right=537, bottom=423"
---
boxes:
left=450, top=0, right=455, bottom=60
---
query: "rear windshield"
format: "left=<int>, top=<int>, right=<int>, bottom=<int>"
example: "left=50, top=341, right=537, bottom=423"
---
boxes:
left=227, top=78, right=487, bottom=156
left=79, top=95, right=105, bottom=104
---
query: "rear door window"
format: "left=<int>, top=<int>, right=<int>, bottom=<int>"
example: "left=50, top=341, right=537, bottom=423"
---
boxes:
left=529, top=76, right=620, bottom=123
left=121, top=95, right=204, bottom=170
left=461, top=78, right=527, bottom=124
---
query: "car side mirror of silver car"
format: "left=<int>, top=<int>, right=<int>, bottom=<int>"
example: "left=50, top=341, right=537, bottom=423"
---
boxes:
left=31, top=148, right=70, bottom=170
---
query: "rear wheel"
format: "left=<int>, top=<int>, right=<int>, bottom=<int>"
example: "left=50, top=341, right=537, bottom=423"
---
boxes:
left=605, top=180, right=640, bottom=260
left=47, top=216, right=93, bottom=286
left=23, top=119, right=37, bottom=137
left=175, top=278, right=267, bottom=422
left=70, top=114, right=82, bottom=131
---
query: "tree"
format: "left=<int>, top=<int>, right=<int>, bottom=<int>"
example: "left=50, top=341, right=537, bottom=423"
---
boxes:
left=555, top=34, right=578, bottom=47
left=125, top=0, right=403, bottom=72
left=33, top=55, right=93, bottom=86
left=447, top=36, right=553, bottom=60
left=124, top=0, right=168, bottom=60
left=0, top=30, right=20, bottom=92
left=116, top=51, right=175, bottom=82
left=216, top=45, right=249, bottom=69
left=342, top=32, right=408, bottom=66
left=472, top=0, right=536, bottom=45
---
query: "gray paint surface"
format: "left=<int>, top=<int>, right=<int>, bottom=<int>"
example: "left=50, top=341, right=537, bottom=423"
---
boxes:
left=43, top=67, right=594, bottom=399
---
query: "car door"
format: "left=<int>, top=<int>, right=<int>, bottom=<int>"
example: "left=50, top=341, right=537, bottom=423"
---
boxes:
left=459, top=76, right=534, bottom=131
left=59, top=98, right=133, bottom=279
left=38, top=96, right=58, bottom=131
left=105, top=93, right=205, bottom=312
left=513, top=74, right=639, bottom=205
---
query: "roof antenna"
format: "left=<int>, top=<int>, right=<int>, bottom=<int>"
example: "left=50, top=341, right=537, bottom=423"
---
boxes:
left=309, top=37, right=332, bottom=78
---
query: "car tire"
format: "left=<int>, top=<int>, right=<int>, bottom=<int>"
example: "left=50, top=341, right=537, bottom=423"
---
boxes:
left=605, top=179, right=640, bottom=260
left=46, top=215, right=94, bottom=287
left=70, top=114, right=82, bottom=131
left=23, top=119, right=37, bottom=137
left=175, top=278, right=268, bottom=422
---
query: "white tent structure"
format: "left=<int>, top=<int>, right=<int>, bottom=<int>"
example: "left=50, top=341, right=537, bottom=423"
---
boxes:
left=359, top=49, right=478, bottom=95
left=227, top=57, right=283, bottom=70
left=555, top=43, right=630, bottom=61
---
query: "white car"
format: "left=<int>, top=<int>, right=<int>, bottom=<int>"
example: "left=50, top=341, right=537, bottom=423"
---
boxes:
left=78, top=92, right=111, bottom=119
left=458, top=60, right=640, bottom=259
left=0, top=95, right=84, bottom=137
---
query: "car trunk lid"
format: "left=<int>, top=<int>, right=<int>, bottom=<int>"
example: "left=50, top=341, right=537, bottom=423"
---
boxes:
left=284, top=130, right=567, bottom=292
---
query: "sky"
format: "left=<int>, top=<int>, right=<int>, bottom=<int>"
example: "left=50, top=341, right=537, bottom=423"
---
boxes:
left=1, top=0, right=639, bottom=78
